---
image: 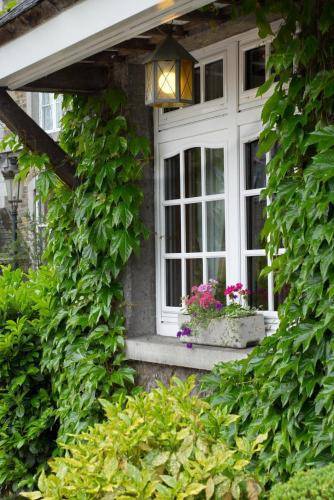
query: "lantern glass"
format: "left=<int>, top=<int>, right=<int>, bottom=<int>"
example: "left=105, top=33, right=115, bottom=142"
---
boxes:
left=180, top=59, right=193, bottom=101
left=156, top=60, right=177, bottom=100
left=145, top=62, right=154, bottom=104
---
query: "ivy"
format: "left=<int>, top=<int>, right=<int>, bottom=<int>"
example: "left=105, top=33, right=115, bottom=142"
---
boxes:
left=0, top=89, right=150, bottom=492
left=203, top=0, right=334, bottom=486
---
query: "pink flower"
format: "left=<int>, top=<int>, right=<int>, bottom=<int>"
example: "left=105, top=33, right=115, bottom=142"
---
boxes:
left=191, top=285, right=198, bottom=293
left=235, top=282, right=243, bottom=291
left=198, top=283, right=212, bottom=293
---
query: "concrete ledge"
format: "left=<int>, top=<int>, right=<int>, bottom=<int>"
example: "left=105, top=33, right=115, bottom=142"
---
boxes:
left=125, top=335, right=253, bottom=371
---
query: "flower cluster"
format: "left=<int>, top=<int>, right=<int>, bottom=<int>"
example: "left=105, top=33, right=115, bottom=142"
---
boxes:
left=224, top=283, right=250, bottom=301
left=176, top=326, right=193, bottom=348
left=186, top=279, right=222, bottom=311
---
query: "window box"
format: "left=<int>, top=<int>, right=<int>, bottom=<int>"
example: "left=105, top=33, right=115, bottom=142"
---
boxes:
left=178, top=312, right=265, bottom=349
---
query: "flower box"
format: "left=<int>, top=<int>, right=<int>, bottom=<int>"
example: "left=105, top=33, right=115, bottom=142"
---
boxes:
left=178, top=312, right=265, bottom=348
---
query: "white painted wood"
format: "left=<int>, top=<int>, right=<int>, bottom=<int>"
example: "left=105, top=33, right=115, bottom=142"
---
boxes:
left=0, top=0, right=212, bottom=89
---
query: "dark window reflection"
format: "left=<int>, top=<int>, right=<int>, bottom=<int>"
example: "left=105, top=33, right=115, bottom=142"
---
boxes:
left=194, top=66, right=201, bottom=104
left=186, top=259, right=203, bottom=294
left=205, top=59, right=224, bottom=101
left=186, top=203, right=202, bottom=252
left=207, top=258, right=226, bottom=299
left=247, top=256, right=268, bottom=309
left=245, top=140, right=266, bottom=189
left=206, top=148, right=224, bottom=194
left=165, top=206, right=181, bottom=253
left=166, top=259, right=182, bottom=307
left=246, top=196, right=266, bottom=249
left=185, top=147, right=201, bottom=198
left=207, top=200, right=225, bottom=251
left=245, top=46, right=266, bottom=90
left=164, top=155, right=180, bottom=200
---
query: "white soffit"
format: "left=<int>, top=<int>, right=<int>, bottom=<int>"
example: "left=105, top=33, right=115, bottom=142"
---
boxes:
left=0, top=0, right=212, bottom=89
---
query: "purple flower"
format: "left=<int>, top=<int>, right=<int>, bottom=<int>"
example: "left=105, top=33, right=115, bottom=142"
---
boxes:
left=215, top=302, right=223, bottom=310
left=186, top=343, right=193, bottom=349
left=182, top=326, right=192, bottom=336
left=176, top=330, right=182, bottom=338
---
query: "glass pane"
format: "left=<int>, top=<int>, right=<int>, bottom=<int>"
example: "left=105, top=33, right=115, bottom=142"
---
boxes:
left=41, top=93, right=51, bottom=105
left=180, top=59, right=193, bottom=101
left=42, top=106, right=53, bottom=131
left=246, top=196, right=266, bottom=249
left=194, top=66, right=201, bottom=104
left=247, top=256, right=268, bottom=309
left=55, top=96, right=63, bottom=129
left=185, top=147, right=201, bottom=198
left=205, top=59, right=224, bottom=101
left=245, top=140, right=266, bottom=189
left=207, top=258, right=226, bottom=299
left=186, top=203, right=202, bottom=252
left=245, top=46, right=266, bottom=90
left=157, top=61, right=176, bottom=100
left=207, top=200, right=225, bottom=251
left=206, top=148, right=224, bottom=195
left=186, top=259, right=203, bottom=294
left=166, top=259, right=181, bottom=307
left=165, top=206, right=181, bottom=253
left=164, top=155, right=180, bottom=200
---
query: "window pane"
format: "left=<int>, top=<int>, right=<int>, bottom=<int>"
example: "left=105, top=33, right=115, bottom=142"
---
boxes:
left=186, top=203, right=202, bottom=252
left=205, top=59, right=224, bottom=101
left=42, top=106, right=53, bottom=131
left=180, top=59, right=193, bottom=101
left=245, top=46, right=266, bottom=90
left=274, top=283, right=290, bottom=310
left=166, top=259, right=181, bottom=307
left=185, top=147, right=201, bottom=198
left=164, top=155, right=180, bottom=200
left=194, top=66, right=201, bottom=104
left=165, top=206, right=181, bottom=253
left=186, top=259, right=203, bottom=294
left=245, top=140, right=266, bottom=189
left=207, top=258, right=226, bottom=298
left=246, top=196, right=266, bottom=249
left=41, top=93, right=51, bottom=105
left=207, top=200, right=225, bottom=251
left=55, top=95, right=63, bottom=129
left=247, top=256, right=268, bottom=309
left=206, top=148, right=224, bottom=194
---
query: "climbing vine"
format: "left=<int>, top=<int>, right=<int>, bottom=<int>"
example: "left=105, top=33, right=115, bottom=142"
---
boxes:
left=203, top=0, right=334, bottom=485
left=0, top=89, right=150, bottom=492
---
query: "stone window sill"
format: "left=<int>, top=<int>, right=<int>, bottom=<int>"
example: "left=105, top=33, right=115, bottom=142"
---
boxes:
left=125, top=335, right=253, bottom=371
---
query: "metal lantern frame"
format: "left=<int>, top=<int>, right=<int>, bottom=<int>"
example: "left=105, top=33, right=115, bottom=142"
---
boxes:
left=144, top=34, right=198, bottom=108
left=0, top=154, right=22, bottom=211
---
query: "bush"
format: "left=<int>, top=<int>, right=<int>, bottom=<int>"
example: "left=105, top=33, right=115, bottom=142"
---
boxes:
left=0, top=266, right=57, bottom=493
left=269, top=464, right=334, bottom=499
left=22, top=377, right=265, bottom=499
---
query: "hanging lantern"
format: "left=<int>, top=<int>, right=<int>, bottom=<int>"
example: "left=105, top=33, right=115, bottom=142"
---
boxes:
left=144, top=34, right=197, bottom=108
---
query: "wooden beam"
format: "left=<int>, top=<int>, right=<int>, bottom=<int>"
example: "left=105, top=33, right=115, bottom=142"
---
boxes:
left=18, top=62, right=111, bottom=93
left=0, top=89, right=78, bottom=189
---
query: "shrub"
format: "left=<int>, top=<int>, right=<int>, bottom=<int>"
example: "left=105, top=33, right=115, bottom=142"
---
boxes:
left=22, top=377, right=265, bottom=499
left=0, top=266, right=57, bottom=493
left=269, top=464, right=334, bottom=499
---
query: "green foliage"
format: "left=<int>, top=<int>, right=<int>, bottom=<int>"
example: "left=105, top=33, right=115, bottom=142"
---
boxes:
left=37, top=90, right=150, bottom=443
left=22, top=377, right=264, bottom=500
left=202, top=0, right=334, bottom=486
left=269, top=464, right=334, bottom=499
left=0, top=266, right=56, bottom=492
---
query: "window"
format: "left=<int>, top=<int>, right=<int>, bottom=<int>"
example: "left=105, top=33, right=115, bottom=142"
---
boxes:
left=162, top=56, right=224, bottom=114
left=242, top=139, right=287, bottom=311
left=39, top=93, right=62, bottom=132
left=163, top=146, right=226, bottom=309
left=156, top=28, right=279, bottom=335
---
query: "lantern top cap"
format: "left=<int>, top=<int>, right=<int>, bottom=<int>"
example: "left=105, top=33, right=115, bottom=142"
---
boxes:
left=143, top=34, right=197, bottom=64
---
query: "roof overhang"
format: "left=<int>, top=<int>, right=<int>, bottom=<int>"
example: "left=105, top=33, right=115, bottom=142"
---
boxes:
left=0, top=0, right=212, bottom=90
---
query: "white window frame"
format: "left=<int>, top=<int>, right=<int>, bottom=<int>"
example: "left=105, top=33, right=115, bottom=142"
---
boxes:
left=155, top=23, right=282, bottom=337
left=39, top=93, right=62, bottom=133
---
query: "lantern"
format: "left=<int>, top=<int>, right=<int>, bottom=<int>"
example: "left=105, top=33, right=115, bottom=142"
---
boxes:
left=0, top=155, right=22, bottom=210
left=144, top=35, right=197, bottom=108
